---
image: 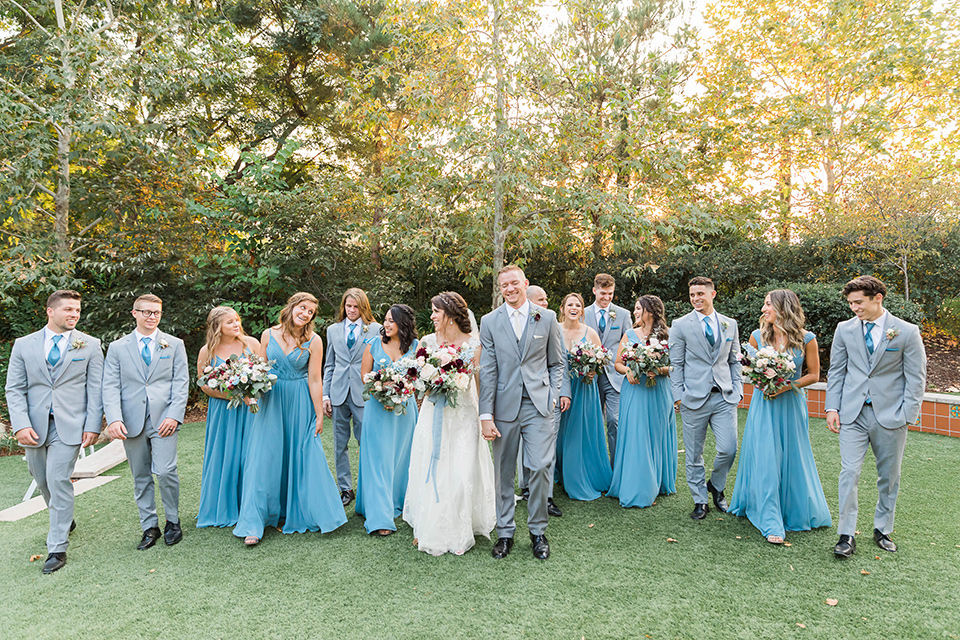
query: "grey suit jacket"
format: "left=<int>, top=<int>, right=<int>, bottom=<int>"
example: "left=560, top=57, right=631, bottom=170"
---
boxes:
left=102, top=330, right=189, bottom=438
left=5, top=329, right=104, bottom=446
left=583, top=302, right=630, bottom=392
left=669, top=310, right=743, bottom=409
left=478, top=303, right=569, bottom=422
left=323, top=320, right=382, bottom=406
left=825, top=313, right=926, bottom=429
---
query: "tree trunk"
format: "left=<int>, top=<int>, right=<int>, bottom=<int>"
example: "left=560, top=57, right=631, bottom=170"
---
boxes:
left=55, top=123, right=71, bottom=258
left=370, top=124, right=384, bottom=270
left=489, top=0, right=507, bottom=308
left=778, top=136, right=792, bottom=245
left=902, top=254, right=910, bottom=301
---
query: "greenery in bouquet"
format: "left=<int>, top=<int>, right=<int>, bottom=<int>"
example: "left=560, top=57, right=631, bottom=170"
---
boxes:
left=414, top=343, right=474, bottom=407
left=740, top=343, right=797, bottom=398
left=197, top=353, right=277, bottom=413
left=362, top=357, right=421, bottom=415
left=567, top=341, right=613, bottom=383
left=619, top=337, right=671, bottom=387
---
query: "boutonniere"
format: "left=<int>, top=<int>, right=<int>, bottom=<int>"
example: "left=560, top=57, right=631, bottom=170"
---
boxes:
left=608, top=309, right=617, bottom=321
left=158, top=338, right=170, bottom=350
left=532, top=309, right=542, bottom=322
left=721, top=320, right=730, bottom=331
left=362, top=324, right=370, bottom=334
left=885, top=328, right=900, bottom=340
left=69, top=338, right=86, bottom=351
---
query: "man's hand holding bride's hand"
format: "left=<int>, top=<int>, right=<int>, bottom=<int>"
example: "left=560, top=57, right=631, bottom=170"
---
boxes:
left=481, top=420, right=500, bottom=441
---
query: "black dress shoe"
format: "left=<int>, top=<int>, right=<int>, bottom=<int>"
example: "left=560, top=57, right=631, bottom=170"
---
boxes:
left=42, top=552, right=66, bottom=574
left=530, top=534, right=550, bottom=560
left=492, top=536, right=514, bottom=559
left=690, top=503, right=709, bottom=520
left=706, top=480, right=728, bottom=512
left=69, top=520, right=76, bottom=534
left=873, top=529, right=897, bottom=553
left=520, top=487, right=530, bottom=501
left=547, top=498, right=562, bottom=517
left=833, top=534, right=856, bottom=558
left=163, top=520, right=183, bottom=546
left=340, top=489, right=355, bottom=506
left=137, top=527, right=162, bottom=551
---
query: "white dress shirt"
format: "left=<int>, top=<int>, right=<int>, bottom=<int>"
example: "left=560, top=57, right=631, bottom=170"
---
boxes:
left=135, top=328, right=160, bottom=359
left=862, top=311, right=888, bottom=349
left=694, top=309, right=720, bottom=340
left=43, top=327, right=73, bottom=363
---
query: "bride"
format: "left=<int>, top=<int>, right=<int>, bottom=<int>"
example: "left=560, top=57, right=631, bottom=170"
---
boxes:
left=403, top=291, right=496, bottom=556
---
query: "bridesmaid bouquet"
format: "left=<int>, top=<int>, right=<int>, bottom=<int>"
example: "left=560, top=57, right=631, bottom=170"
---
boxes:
left=567, top=342, right=613, bottom=383
left=414, top=343, right=474, bottom=408
left=197, top=354, right=278, bottom=413
left=362, top=358, right=421, bottom=415
left=740, top=344, right=797, bottom=398
left=619, top=337, right=671, bottom=387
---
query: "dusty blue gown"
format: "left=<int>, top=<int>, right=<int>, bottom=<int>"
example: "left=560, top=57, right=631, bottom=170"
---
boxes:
left=608, top=328, right=677, bottom=508
left=729, top=330, right=832, bottom=538
left=233, top=333, right=347, bottom=539
left=197, top=353, right=254, bottom=528
left=355, top=337, right=419, bottom=534
left=555, top=335, right=612, bottom=501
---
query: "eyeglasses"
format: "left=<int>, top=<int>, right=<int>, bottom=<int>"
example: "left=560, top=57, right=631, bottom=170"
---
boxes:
left=134, top=309, right=162, bottom=318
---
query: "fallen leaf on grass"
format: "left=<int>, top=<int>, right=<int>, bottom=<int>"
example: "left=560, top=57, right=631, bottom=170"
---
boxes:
left=783, top=542, right=792, bottom=547
left=825, top=599, right=838, bottom=606
left=736, top=536, right=741, bottom=539
left=861, top=570, right=870, bottom=575
left=588, top=524, right=594, bottom=528
left=796, top=623, right=806, bottom=628
left=790, top=565, right=794, bottom=571
left=855, top=530, right=861, bottom=535
left=29, top=555, right=42, bottom=562
left=717, top=517, right=723, bottom=521
left=666, top=538, right=678, bottom=543
left=149, top=569, right=156, bottom=573
left=875, top=556, right=881, bottom=560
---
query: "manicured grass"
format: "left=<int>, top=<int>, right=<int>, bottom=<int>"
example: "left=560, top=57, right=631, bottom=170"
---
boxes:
left=1, top=413, right=959, bottom=640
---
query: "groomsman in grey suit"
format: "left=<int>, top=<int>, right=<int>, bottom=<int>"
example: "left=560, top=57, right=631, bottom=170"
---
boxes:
left=516, top=285, right=561, bottom=517
left=826, top=276, right=926, bottom=557
left=480, top=265, right=569, bottom=560
left=103, top=294, right=189, bottom=550
left=5, top=290, right=103, bottom=573
left=582, top=273, right=631, bottom=463
left=323, top=288, right=382, bottom=506
left=669, top=276, right=742, bottom=520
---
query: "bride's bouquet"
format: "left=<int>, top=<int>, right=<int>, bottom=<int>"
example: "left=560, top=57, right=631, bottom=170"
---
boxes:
left=567, top=342, right=613, bottom=383
left=619, top=336, right=671, bottom=387
left=362, top=357, right=421, bottom=415
left=740, top=343, right=797, bottom=399
left=197, top=353, right=277, bottom=413
left=414, top=342, right=474, bottom=408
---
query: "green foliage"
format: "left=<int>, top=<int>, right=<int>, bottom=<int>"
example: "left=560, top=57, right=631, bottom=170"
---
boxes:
left=937, top=298, right=960, bottom=338
left=0, top=341, right=11, bottom=423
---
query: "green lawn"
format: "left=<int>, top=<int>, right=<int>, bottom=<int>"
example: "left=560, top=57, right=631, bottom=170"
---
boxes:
left=1, top=413, right=958, bottom=640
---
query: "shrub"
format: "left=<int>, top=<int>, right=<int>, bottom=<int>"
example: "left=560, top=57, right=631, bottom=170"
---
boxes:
left=936, top=297, right=960, bottom=338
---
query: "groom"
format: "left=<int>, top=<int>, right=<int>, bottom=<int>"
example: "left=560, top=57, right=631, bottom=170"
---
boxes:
left=5, top=290, right=103, bottom=574
left=826, top=276, right=926, bottom=557
left=669, top=276, right=742, bottom=521
left=479, top=265, right=569, bottom=560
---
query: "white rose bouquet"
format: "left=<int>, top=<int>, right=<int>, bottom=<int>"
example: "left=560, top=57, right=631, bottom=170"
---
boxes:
left=197, top=353, right=277, bottom=413
left=362, top=357, right=421, bottom=415
left=567, top=341, right=613, bottom=383
left=619, top=336, right=671, bottom=387
left=414, top=342, right=475, bottom=408
left=740, top=344, right=797, bottom=399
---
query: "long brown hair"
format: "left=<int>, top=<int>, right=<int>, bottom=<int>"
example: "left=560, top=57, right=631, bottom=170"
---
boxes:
left=760, top=289, right=806, bottom=350
left=431, top=292, right=472, bottom=334
left=278, top=292, right=318, bottom=351
left=635, top=295, right=669, bottom=341
left=204, top=306, right=245, bottom=362
left=560, top=292, right=585, bottom=323
left=336, top=288, right=376, bottom=323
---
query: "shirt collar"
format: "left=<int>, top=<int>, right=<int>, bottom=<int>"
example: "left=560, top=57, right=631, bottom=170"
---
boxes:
left=863, top=310, right=887, bottom=330
left=508, top=301, right=529, bottom=318
left=44, top=326, right=71, bottom=341
left=135, top=329, right=159, bottom=343
left=694, top=309, right=717, bottom=324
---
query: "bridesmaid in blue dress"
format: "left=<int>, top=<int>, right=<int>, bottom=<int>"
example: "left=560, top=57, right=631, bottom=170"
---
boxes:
left=729, top=289, right=832, bottom=545
left=234, top=292, right=347, bottom=545
left=196, top=307, right=262, bottom=528
left=608, top=295, right=677, bottom=508
left=355, top=304, right=419, bottom=536
left=554, top=293, right=612, bottom=501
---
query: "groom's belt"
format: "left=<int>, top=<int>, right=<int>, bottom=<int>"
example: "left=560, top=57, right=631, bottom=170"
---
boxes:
left=710, top=386, right=722, bottom=394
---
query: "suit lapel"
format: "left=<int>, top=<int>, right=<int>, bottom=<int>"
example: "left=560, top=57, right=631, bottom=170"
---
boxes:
left=711, top=314, right=727, bottom=364
left=868, top=314, right=894, bottom=373
left=52, top=332, right=76, bottom=383
left=520, top=307, right=537, bottom=361
left=688, top=312, right=712, bottom=358
left=145, top=331, right=165, bottom=382
left=127, top=332, right=148, bottom=382
left=31, top=331, right=53, bottom=384
left=500, top=305, right=524, bottom=360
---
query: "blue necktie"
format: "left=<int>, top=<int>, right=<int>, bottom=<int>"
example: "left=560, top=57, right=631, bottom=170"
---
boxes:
left=864, top=322, right=876, bottom=355
left=141, top=336, right=152, bottom=366
left=47, top=335, right=63, bottom=367
left=599, top=309, right=607, bottom=333
left=704, top=317, right=716, bottom=347
left=346, top=323, right=357, bottom=349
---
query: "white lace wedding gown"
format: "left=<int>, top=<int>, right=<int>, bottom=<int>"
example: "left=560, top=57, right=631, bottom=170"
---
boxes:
left=403, top=334, right=496, bottom=555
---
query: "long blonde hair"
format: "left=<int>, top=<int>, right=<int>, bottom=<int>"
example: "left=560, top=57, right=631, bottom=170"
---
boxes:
left=760, top=289, right=807, bottom=350
left=205, top=306, right=245, bottom=362
left=278, top=292, right=318, bottom=351
left=336, top=288, right=376, bottom=323
left=560, top=292, right=585, bottom=323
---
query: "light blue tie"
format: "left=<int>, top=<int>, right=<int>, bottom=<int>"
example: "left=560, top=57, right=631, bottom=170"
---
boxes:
left=47, top=335, right=63, bottom=367
left=141, top=336, right=152, bottom=366
left=864, top=322, right=876, bottom=355
left=599, top=309, right=607, bottom=333
left=347, top=323, right=357, bottom=349
left=704, top=317, right=716, bottom=347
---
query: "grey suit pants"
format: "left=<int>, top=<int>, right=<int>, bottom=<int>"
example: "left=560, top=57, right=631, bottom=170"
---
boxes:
left=519, top=405, right=560, bottom=499
left=597, top=373, right=620, bottom=464
left=332, top=400, right=363, bottom=492
left=493, top=398, right=556, bottom=537
left=123, top=421, right=180, bottom=530
left=837, top=403, right=908, bottom=536
left=25, top=419, right=80, bottom=553
left=680, top=393, right=738, bottom=504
